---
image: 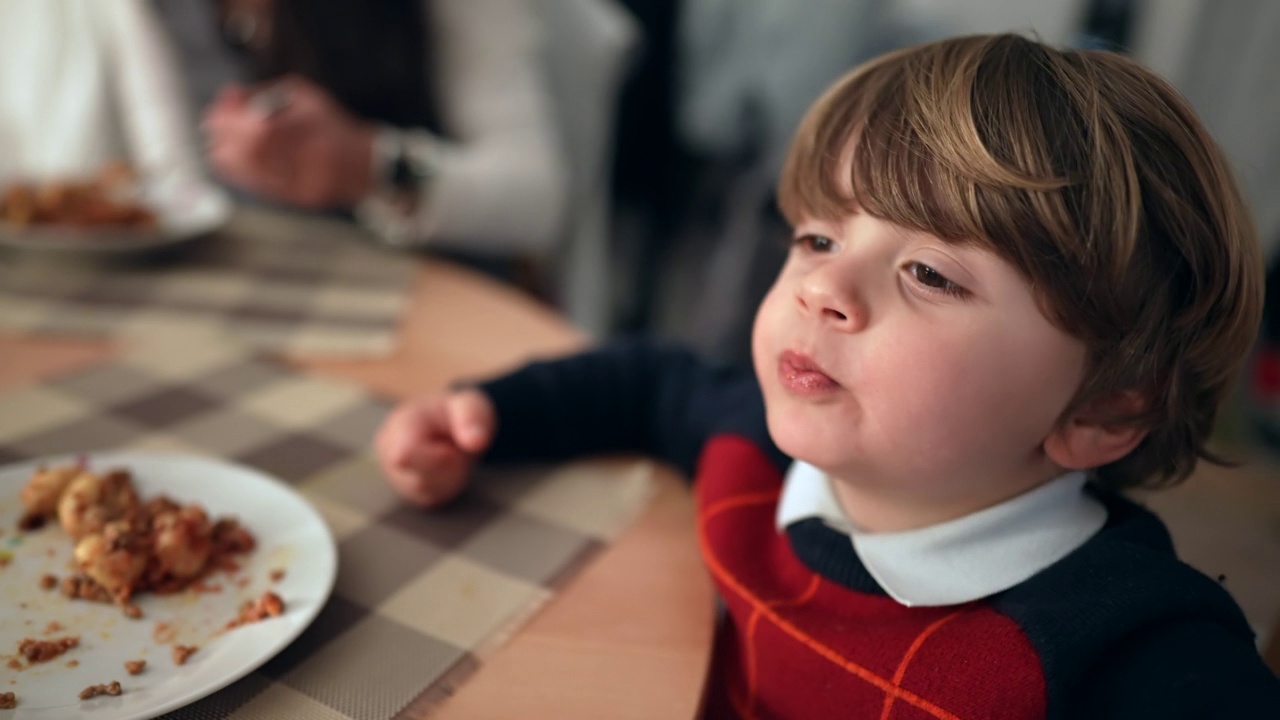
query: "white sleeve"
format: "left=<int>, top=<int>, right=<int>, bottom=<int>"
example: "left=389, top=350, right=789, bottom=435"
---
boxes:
left=100, top=0, right=208, bottom=192
left=356, top=0, right=570, bottom=256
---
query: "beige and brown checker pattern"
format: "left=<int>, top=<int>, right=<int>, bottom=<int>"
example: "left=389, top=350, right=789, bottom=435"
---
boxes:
left=0, top=206, right=415, bottom=356
left=0, top=339, right=654, bottom=719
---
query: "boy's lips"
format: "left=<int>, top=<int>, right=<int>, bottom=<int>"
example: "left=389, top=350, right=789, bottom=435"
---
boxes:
left=778, top=350, right=840, bottom=395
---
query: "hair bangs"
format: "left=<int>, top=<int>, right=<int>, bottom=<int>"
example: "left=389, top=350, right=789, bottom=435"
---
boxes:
left=777, top=36, right=1076, bottom=258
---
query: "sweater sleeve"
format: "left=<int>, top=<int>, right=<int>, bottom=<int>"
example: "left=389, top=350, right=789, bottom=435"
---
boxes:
left=475, top=337, right=778, bottom=477
left=354, top=0, right=569, bottom=253
left=105, top=0, right=208, bottom=191
left=1070, top=619, right=1280, bottom=718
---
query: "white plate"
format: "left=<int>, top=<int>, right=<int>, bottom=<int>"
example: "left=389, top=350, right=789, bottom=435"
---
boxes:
left=0, top=451, right=337, bottom=719
left=0, top=176, right=232, bottom=253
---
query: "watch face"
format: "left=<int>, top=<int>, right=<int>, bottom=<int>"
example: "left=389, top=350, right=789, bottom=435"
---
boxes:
left=392, top=153, right=418, bottom=191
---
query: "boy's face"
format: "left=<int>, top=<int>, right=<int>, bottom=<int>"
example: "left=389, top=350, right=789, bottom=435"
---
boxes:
left=752, top=210, right=1088, bottom=513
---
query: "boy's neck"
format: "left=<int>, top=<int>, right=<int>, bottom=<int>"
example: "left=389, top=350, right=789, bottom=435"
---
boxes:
left=826, top=467, right=1065, bottom=533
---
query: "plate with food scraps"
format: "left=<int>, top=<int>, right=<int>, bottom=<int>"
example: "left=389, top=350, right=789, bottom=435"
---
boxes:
left=0, top=451, right=337, bottom=718
left=0, top=165, right=232, bottom=253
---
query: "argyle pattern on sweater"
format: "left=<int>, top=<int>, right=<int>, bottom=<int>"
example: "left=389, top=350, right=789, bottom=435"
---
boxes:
left=695, top=435, right=1044, bottom=719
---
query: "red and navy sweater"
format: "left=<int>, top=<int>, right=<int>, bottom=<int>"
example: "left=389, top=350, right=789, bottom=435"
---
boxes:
left=479, top=339, right=1280, bottom=718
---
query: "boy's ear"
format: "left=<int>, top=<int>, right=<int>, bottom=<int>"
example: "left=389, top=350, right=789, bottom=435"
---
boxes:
left=1043, top=391, right=1149, bottom=471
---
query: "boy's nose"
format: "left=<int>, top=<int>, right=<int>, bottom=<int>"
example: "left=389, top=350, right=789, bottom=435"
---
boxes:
left=796, top=276, right=867, bottom=332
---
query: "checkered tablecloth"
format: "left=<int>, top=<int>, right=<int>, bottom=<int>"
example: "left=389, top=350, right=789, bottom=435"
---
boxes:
left=0, top=206, right=416, bottom=356
left=0, top=338, right=654, bottom=719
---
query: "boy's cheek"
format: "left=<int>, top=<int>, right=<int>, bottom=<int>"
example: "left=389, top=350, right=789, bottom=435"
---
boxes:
left=749, top=304, right=782, bottom=384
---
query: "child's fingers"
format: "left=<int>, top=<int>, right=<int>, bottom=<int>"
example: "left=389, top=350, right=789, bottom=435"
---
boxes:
left=384, top=466, right=450, bottom=508
left=390, top=443, right=470, bottom=508
left=382, top=465, right=433, bottom=507
left=372, top=391, right=490, bottom=509
left=444, top=390, right=496, bottom=454
left=375, top=398, right=442, bottom=467
left=398, top=442, right=461, bottom=476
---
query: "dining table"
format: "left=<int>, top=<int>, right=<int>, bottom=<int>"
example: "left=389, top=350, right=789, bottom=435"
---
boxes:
left=0, top=206, right=716, bottom=718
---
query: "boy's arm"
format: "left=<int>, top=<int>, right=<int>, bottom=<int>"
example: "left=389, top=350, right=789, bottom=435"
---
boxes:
left=1071, top=620, right=1280, bottom=717
left=475, top=337, right=776, bottom=476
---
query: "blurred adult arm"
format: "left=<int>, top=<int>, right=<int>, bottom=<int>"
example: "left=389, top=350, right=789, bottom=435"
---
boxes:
left=356, top=0, right=570, bottom=255
left=99, top=0, right=209, bottom=192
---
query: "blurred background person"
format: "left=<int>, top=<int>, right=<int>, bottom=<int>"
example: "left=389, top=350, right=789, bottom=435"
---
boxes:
left=0, top=0, right=208, bottom=200
left=166, top=0, right=571, bottom=259
left=159, top=0, right=640, bottom=335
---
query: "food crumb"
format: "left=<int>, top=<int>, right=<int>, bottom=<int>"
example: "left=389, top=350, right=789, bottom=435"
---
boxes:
left=67, top=659, right=79, bottom=668
left=6, top=658, right=21, bottom=671
left=124, top=660, right=145, bottom=675
left=269, top=568, right=286, bottom=582
left=172, top=645, right=197, bottom=665
left=0, top=691, right=15, bottom=709
left=152, top=622, right=176, bottom=644
left=39, top=574, right=57, bottom=590
left=60, top=575, right=112, bottom=604
left=226, top=591, right=285, bottom=630
left=18, top=636, right=79, bottom=664
left=78, top=681, right=122, bottom=700
left=123, top=604, right=142, bottom=619
left=44, top=621, right=64, bottom=634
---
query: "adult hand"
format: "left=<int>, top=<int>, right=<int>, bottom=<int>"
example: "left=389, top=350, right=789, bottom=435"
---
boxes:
left=203, top=75, right=376, bottom=208
left=373, top=389, right=497, bottom=508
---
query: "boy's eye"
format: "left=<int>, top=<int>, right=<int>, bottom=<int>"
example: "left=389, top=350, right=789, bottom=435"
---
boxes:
left=793, top=234, right=836, bottom=253
left=906, top=262, right=968, bottom=298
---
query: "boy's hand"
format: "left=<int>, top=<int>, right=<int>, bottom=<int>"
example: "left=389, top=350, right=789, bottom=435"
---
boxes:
left=374, top=389, right=496, bottom=508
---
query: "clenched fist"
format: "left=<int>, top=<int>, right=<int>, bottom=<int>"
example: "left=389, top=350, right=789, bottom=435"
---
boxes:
left=374, top=389, right=497, bottom=508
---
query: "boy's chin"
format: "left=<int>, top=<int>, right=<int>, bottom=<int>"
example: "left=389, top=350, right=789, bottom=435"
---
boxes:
left=767, top=420, right=851, bottom=471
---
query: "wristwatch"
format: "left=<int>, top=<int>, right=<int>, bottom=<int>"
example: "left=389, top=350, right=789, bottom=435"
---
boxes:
left=373, top=126, right=433, bottom=210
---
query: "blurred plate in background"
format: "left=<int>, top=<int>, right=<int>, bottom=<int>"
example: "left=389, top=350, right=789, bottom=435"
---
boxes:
left=0, top=176, right=232, bottom=253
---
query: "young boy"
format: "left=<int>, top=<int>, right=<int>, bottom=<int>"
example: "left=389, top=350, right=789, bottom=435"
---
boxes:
left=375, top=34, right=1280, bottom=717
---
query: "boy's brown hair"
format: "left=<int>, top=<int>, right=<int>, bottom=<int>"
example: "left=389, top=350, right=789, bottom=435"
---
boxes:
left=777, top=33, right=1264, bottom=491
